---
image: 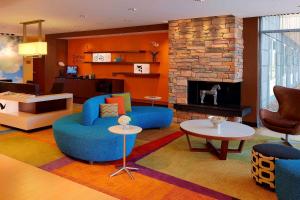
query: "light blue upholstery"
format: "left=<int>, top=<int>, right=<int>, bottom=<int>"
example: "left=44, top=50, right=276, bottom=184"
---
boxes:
left=276, top=159, right=300, bottom=200
left=53, top=94, right=173, bottom=162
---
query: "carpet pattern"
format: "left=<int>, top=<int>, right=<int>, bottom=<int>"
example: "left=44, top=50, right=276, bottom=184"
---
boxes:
left=0, top=123, right=286, bottom=200
left=0, top=132, right=63, bottom=166
left=136, top=134, right=293, bottom=200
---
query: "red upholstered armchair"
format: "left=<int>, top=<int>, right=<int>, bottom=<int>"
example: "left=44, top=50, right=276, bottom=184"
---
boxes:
left=260, top=86, right=300, bottom=146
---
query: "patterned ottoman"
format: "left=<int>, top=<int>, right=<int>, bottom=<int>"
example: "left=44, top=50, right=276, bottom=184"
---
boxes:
left=251, top=143, right=300, bottom=190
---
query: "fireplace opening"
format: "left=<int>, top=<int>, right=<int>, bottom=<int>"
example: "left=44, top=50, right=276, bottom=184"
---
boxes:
left=188, top=80, right=241, bottom=107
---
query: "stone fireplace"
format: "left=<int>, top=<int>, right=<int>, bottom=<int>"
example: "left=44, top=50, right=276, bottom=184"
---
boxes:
left=168, top=15, right=250, bottom=123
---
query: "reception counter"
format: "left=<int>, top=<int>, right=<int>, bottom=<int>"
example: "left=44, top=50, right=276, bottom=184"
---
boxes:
left=0, top=92, right=73, bottom=130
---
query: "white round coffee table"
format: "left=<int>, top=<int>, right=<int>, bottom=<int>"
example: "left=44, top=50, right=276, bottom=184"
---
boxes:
left=144, top=96, right=162, bottom=106
left=108, top=125, right=142, bottom=179
left=180, top=119, right=255, bottom=160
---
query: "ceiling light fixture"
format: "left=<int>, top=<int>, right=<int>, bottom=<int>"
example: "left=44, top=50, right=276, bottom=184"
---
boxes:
left=193, top=0, right=206, bottom=2
left=18, top=20, right=47, bottom=57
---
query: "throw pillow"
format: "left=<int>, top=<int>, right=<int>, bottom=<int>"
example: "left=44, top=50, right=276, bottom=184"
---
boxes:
left=112, top=93, right=132, bottom=112
left=105, top=96, right=126, bottom=115
left=100, top=103, right=118, bottom=118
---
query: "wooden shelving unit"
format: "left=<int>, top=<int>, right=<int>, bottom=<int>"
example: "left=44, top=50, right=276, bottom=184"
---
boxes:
left=84, top=61, right=160, bottom=65
left=84, top=50, right=147, bottom=54
left=84, top=50, right=161, bottom=79
left=112, top=72, right=160, bottom=78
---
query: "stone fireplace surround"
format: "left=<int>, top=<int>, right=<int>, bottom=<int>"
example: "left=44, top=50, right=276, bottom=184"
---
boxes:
left=168, top=15, right=247, bottom=123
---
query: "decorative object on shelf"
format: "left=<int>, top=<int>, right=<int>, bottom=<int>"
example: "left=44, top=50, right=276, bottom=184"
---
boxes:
left=114, top=56, right=123, bottom=62
left=150, top=41, right=159, bottom=62
left=118, top=115, right=131, bottom=130
left=92, top=53, right=111, bottom=62
left=134, top=63, right=150, bottom=74
left=200, top=84, right=221, bottom=105
left=18, top=20, right=47, bottom=57
left=85, top=73, right=95, bottom=79
left=208, top=115, right=227, bottom=128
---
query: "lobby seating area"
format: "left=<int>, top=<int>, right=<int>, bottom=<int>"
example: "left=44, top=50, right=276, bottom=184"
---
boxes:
left=1, top=1, right=300, bottom=200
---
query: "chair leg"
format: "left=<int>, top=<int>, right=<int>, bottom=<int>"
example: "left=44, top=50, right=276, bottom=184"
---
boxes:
left=281, top=134, right=293, bottom=147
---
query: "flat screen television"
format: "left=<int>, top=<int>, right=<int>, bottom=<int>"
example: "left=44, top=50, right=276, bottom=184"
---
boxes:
left=66, top=66, right=78, bottom=75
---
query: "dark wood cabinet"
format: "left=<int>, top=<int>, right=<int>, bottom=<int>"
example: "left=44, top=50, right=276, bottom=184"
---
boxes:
left=56, top=78, right=124, bottom=103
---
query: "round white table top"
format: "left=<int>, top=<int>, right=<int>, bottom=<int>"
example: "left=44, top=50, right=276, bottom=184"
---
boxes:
left=144, top=96, right=162, bottom=101
left=180, top=119, right=255, bottom=140
left=108, top=125, right=142, bottom=135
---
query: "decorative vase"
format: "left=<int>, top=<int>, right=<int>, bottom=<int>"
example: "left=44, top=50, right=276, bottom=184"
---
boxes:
left=118, top=115, right=131, bottom=127
left=151, top=51, right=159, bottom=62
left=208, top=116, right=227, bottom=128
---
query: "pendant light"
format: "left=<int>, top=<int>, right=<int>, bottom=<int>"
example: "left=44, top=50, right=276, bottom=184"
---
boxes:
left=18, top=20, right=47, bottom=57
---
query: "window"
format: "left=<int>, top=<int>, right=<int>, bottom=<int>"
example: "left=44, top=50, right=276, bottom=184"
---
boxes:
left=260, top=14, right=300, bottom=110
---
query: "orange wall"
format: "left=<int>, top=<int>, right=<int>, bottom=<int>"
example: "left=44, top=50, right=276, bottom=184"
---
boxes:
left=68, top=32, right=169, bottom=102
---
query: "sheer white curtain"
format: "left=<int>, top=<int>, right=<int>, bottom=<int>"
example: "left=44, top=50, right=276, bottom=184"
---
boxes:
left=260, top=14, right=300, bottom=110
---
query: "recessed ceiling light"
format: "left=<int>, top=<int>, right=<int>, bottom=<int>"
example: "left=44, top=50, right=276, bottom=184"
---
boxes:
left=193, top=0, right=206, bottom=2
left=128, top=8, right=137, bottom=12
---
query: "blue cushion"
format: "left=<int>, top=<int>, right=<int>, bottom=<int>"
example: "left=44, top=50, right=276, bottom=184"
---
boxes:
left=276, top=159, right=300, bottom=200
left=253, top=143, right=300, bottom=159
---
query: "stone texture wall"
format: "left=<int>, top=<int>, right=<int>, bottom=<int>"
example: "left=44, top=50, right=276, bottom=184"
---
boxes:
left=168, top=15, right=243, bottom=122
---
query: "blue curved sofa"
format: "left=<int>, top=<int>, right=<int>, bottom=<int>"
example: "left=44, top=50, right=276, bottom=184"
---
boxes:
left=53, top=94, right=173, bottom=162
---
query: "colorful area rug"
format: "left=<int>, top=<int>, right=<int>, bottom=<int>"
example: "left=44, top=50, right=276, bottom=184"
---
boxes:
left=0, top=124, right=288, bottom=200
left=136, top=134, right=286, bottom=200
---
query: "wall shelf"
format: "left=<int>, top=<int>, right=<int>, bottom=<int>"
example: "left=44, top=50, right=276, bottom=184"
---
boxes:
left=84, top=61, right=160, bottom=65
left=112, top=72, right=160, bottom=78
left=84, top=50, right=147, bottom=54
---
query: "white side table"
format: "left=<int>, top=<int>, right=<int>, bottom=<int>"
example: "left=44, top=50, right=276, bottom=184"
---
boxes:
left=108, top=125, right=142, bottom=179
left=144, top=96, right=162, bottom=106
